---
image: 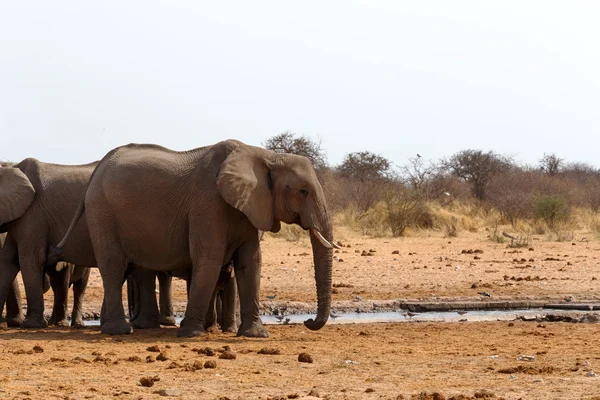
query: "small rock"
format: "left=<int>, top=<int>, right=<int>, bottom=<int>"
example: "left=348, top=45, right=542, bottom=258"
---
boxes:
left=33, top=345, right=44, bottom=353
left=167, top=362, right=181, bottom=369
left=127, top=356, right=142, bottom=362
left=156, top=352, right=169, bottom=361
left=192, top=360, right=204, bottom=370
left=146, top=345, right=161, bottom=353
left=392, top=250, right=400, bottom=254
left=146, top=355, right=156, bottom=363
left=204, top=360, right=217, bottom=369
left=365, top=388, right=375, bottom=393
left=298, top=352, right=313, bottom=363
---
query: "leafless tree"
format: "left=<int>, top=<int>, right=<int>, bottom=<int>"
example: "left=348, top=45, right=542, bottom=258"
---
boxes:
left=539, top=153, right=563, bottom=176
left=263, top=131, right=327, bottom=169
left=400, top=156, right=440, bottom=200
left=441, top=150, right=514, bottom=201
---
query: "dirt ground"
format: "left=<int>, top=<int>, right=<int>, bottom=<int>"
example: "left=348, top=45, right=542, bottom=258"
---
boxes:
left=3, top=229, right=600, bottom=399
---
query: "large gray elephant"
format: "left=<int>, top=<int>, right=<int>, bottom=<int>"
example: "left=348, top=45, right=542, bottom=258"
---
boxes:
left=55, top=139, right=337, bottom=337
left=0, top=159, right=175, bottom=328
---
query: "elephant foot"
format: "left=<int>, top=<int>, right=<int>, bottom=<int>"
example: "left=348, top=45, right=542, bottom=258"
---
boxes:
left=49, top=317, right=70, bottom=327
left=71, top=319, right=85, bottom=329
left=176, top=323, right=207, bottom=338
left=21, top=316, right=48, bottom=329
left=132, top=317, right=161, bottom=329
left=237, top=319, right=269, bottom=338
left=222, top=324, right=238, bottom=334
left=6, top=313, right=25, bottom=328
left=159, top=315, right=177, bottom=326
left=101, top=319, right=133, bottom=335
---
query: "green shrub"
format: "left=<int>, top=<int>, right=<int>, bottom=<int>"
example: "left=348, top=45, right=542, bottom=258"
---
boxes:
left=533, top=195, right=571, bottom=231
left=383, top=189, right=433, bottom=237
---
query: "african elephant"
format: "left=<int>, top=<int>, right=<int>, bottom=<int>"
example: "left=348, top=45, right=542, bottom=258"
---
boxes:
left=0, top=159, right=174, bottom=328
left=54, top=139, right=337, bottom=337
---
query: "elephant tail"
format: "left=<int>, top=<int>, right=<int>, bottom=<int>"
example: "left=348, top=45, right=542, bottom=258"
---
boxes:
left=51, top=198, right=86, bottom=257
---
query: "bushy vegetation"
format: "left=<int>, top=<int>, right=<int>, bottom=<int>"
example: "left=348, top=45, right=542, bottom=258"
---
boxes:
left=264, top=133, right=600, bottom=238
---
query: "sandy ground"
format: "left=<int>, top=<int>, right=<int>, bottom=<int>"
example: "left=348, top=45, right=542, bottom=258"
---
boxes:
left=3, top=229, right=600, bottom=399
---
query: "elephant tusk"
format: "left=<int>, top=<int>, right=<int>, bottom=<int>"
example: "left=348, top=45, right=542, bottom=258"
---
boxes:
left=310, top=228, right=340, bottom=249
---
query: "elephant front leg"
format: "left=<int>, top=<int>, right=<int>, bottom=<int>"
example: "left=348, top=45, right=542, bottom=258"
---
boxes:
left=177, top=261, right=222, bottom=338
left=157, top=272, right=176, bottom=326
left=6, top=277, right=25, bottom=327
left=233, top=240, right=268, bottom=338
left=48, top=266, right=70, bottom=327
left=70, top=267, right=90, bottom=328
left=19, top=258, right=48, bottom=328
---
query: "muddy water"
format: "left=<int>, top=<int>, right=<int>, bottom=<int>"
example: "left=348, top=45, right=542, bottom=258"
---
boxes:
left=82, top=307, right=599, bottom=326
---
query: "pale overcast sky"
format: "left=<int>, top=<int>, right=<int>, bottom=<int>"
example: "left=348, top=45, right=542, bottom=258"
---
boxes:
left=1, top=1, right=599, bottom=169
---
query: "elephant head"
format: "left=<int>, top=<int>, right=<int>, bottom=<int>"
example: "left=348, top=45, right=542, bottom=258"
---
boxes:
left=217, top=142, right=337, bottom=331
left=0, top=164, right=36, bottom=225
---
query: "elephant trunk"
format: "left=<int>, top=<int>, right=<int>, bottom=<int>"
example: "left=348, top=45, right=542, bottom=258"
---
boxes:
left=303, top=219, right=333, bottom=331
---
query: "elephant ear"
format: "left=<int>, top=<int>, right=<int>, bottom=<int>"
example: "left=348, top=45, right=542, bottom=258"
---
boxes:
left=0, top=167, right=35, bottom=224
left=217, top=145, right=274, bottom=232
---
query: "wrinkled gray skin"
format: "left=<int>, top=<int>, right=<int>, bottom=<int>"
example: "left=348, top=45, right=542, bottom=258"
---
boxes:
left=55, top=140, right=335, bottom=337
left=0, top=159, right=173, bottom=328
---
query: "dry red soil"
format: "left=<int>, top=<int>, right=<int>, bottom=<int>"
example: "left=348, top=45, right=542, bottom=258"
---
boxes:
left=3, top=229, right=600, bottom=399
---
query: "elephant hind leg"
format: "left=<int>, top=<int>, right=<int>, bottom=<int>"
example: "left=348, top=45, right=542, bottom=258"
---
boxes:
left=48, top=265, right=70, bottom=327
left=157, top=272, right=176, bottom=326
left=5, top=277, right=24, bottom=327
left=70, top=266, right=90, bottom=328
left=98, top=253, right=132, bottom=335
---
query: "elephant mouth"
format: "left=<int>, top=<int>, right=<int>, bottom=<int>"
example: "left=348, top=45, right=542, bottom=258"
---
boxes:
left=310, top=228, right=340, bottom=249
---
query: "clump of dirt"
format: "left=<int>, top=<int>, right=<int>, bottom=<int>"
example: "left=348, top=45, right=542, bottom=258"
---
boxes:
left=139, top=375, right=160, bottom=387
left=194, top=347, right=216, bottom=356
left=204, top=360, right=217, bottom=369
left=156, top=352, right=169, bottom=361
left=146, top=345, right=161, bottom=352
left=258, top=348, right=281, bottom=355
left=219, top=350, right=237, bottom=360
left=298, top=352, right=313, bottom=363
left=126, top=356, right=142, bottom=362
left=497, top=365, right=558, bottom=375
left=33, top=345, right=44, bottom=353
left=146, top=355, right=155, bottom=363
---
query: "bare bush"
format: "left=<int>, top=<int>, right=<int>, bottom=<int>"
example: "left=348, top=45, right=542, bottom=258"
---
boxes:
left=486, top=170, right=537, bottom=228
left=441, top=150, right=514, bottom=200
left=539, top=153, right=563, bottom=176
left=399, top=156, right=440, bottom=201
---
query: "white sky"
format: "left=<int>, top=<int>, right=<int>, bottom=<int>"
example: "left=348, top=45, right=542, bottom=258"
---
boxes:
left=1, top=1, right=599, bottom=169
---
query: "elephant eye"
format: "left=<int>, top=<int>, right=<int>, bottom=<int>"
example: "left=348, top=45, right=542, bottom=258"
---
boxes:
left=299, top=188, right=309, bottom=197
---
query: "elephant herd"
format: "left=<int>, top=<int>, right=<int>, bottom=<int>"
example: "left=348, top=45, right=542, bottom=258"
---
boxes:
left=0, top=139, right=336, bottom=337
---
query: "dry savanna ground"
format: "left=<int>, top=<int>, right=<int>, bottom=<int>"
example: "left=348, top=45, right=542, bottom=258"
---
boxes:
left=3, top=227, right=600, bottom=399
